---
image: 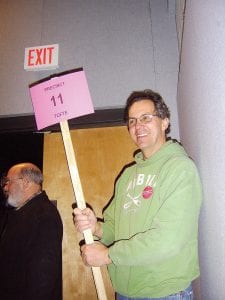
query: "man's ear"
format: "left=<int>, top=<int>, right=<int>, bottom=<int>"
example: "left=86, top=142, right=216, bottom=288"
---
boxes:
left=162, top=118, right=170, bottom=132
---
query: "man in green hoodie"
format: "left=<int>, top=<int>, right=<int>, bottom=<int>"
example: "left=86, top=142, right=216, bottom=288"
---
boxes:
left=74, top=89, right=202, bottom=300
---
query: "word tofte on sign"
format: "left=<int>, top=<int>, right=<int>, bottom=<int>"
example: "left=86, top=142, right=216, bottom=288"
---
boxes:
left=29, top=70, right=94, bottom=130
left=24, top=44, right=59, bottom=71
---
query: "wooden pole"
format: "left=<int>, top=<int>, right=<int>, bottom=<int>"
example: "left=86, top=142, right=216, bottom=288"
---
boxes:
left=60, top=120, right=108, bottom=300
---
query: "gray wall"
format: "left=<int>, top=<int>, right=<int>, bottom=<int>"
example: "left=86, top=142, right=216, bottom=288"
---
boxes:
left=0, top=0, right=180, bottom=138
left=177, top=0, right=225, bottom=298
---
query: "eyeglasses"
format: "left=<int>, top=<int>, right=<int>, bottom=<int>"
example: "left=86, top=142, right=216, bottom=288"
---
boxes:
left=0, top=177, right=23, bottom=188
left=127, top=113, right=158, bottom=128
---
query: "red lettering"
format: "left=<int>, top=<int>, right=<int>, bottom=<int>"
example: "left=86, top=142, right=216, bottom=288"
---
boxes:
left=43, top=48, right=46, bottom=64
left=26, top=46, right=56, bottom=68
left=28, top=49, right=35, bottom=66
left=47, top=47, right=54, bottom=64
left=35, top=48, right=43, bottom=65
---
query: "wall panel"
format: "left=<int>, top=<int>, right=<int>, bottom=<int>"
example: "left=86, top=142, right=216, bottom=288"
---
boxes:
left=43, top=125, right=137, bottom=299
left=0, top=0, right=180, bottom=141
left=177, top=1, right=225, bottom=298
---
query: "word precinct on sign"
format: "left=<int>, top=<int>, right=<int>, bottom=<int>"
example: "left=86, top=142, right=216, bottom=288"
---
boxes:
left=44, top=82, right=65, bottom=92
left=24, top=44, right=59, bottom=71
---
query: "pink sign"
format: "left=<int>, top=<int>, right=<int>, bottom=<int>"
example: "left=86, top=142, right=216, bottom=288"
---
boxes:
left=29, top=70, right=94, bottom=130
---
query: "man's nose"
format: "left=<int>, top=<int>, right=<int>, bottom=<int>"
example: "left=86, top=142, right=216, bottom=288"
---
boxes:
left=135, top=118, right=144, bottom=127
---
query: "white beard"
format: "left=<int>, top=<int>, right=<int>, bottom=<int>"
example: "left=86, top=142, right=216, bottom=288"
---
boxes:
left=7, top=190, right=23, bottom=208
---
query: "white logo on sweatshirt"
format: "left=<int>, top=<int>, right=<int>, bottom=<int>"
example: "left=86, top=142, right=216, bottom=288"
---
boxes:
left=123, top=174, right=156, bottom=211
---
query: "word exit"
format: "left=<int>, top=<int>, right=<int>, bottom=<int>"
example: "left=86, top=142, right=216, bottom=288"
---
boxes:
left=24, top=44, right=59, bottom=71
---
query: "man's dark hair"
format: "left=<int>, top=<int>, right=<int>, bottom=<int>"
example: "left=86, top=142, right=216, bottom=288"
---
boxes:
left=124, top=89, right=171, bottom=134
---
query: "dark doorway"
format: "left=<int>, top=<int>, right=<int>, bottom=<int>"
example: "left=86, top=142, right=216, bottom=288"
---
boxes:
left=0, top=132, right=44, bottom=207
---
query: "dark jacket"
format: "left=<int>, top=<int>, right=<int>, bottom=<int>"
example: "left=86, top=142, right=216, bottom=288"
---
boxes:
left=0, top=191, right=63, bottom=300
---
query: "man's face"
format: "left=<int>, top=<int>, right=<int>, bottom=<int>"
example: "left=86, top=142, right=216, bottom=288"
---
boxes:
left=3, top=168, right=24, bottom=208
left=128, top=99, right=169, bottom=158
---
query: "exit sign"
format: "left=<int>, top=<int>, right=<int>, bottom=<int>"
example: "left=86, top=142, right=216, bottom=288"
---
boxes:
left=24, top=44, right=59, bottom=71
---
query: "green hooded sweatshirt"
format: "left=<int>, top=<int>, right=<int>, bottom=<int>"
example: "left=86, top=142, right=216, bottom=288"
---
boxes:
left=101, top=140, right=202, bottom=298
